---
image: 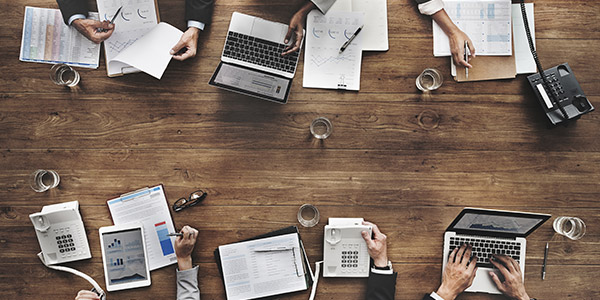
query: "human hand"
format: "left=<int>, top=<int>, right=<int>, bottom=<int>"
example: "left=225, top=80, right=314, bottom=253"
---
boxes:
left=174, top=225, right=198, bottom=270
left=448, top=29, right=475, bottom=68
left=72, top=19, right=114, bottom=44
left=74, top=290, right=100, bottom=300
left=360, top=221, right=388, bottom=268
left=283, top=2, right=316, bottom=56
left=436, top=244, right=478, bottom=300
left=170, top=27, right=200, bottom=61
left=490, top=255, right=530, bottom=300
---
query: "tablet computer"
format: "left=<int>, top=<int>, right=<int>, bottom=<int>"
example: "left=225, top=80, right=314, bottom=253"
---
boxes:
left=99, top=223, right=151, bottom=291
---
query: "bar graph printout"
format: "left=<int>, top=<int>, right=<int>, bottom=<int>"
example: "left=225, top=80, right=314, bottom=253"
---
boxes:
left=107, top=185, right=177, bottom=271
left=303, top=10, right=364, bottom=90
left=433, top=0, right=512, bottom=56
left=20, top=6, right=100, bottom=68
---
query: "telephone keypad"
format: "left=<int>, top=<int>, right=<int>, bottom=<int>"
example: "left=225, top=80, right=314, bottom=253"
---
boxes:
left=55, top=227, right=77, bottom=256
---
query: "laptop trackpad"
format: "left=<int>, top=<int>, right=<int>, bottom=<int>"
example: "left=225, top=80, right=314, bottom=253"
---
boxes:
left=465, top=268, right=502, bottom=294
left=251, top=19, right=287, bottom=43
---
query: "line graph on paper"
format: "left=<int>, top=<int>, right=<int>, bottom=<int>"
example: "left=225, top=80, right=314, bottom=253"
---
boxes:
left=309, top=52, right=357, bottom=68
left=106, top=38, right=138, bottom=53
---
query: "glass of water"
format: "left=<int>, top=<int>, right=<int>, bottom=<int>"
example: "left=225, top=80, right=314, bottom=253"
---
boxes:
left=50, top=64, right=80, bottom=87
left=553, top=216, right=586, bottom=240
left=416, top=68, right=443, bottom=91
left=29, top=169, right=60, bottom=192
left=310, top=117, right=332, bottom=139
left=297, top=204, right=320, bottom=227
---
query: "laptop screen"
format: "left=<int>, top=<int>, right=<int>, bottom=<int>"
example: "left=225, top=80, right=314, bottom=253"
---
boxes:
left=448, top=208, right=550, bottom=237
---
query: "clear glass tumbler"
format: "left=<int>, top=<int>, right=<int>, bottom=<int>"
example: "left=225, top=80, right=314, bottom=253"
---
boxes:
left=553, top=216, right=586, bottom=240
left=297, top=204, right=320, bottom=227
left=416, top=68, right=443, bottom=91
left=29, top=169, right=60, bottom=192
left=310, top=117, right=332, bottom=139
left=50, top=64, right=80, bottom=87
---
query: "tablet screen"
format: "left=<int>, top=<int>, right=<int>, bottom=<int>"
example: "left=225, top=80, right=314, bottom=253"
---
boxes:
left=102, top=228, right=148, bottom=285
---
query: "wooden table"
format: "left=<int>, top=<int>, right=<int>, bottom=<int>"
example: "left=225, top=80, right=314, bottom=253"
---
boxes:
left=1, top=0, right=599, bottom=299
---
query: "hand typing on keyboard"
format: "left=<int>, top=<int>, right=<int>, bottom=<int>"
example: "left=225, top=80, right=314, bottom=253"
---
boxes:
left=282, top=1, right=316, bottom=56
left=490, top=255, right=531, bottom=300
left=435, top=244, right=478, bottom=300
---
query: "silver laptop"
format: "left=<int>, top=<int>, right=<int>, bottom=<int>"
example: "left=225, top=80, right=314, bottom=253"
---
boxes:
left=209, top=12, right=304, bottom=104
left=442, top=208, right=550, bottom=294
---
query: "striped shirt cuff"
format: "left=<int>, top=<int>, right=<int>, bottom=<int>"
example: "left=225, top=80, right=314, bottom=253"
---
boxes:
left=418, top=0, right=444, bottom=15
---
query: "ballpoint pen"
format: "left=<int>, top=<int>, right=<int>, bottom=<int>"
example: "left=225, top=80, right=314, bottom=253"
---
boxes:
left=542, top=242, right=548, bottom=280
left=97, top=6, right=122, bottom=33
left=339, top=25, right=363, bottom=54
left=464, top=40, right=470, bottom=79
left=252, top=246, right=294, bottom=252
left=168, top=232, right=183, bottom=237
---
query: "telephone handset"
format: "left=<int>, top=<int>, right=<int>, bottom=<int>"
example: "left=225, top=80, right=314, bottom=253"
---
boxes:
left=323, top=218, right=372, bottom=277
left=30, top=201, right=92, bottom=264
left=30, top=201, right=105, bottom=299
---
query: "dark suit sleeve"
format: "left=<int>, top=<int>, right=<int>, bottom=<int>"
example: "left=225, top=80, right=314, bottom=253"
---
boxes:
left=365, top=271, right=397, bottom=300
left=185, top=0, right=215, bottom=26
left=56, top=0, right=89, bottom=25
left=422, top=294, right=435, bottom=300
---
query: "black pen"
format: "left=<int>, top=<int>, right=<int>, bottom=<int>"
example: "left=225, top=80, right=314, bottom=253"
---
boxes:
left=542, top=242, right=548, bottom=280
left=339, top=25, right=363, bottom=54
left=97, top=6, right=122, bottom=33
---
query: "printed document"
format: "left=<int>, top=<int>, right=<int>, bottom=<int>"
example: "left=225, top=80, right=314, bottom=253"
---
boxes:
left=107, top=185, right=177, bottom=271
left=433, top=0, right=512, bottom=56
left=303, top=11, right=364, bottom=90
left=329, top=0, right=389, bottom=51
left=219, top=233, right=307, bottom=300
left=20, top=7, right=100, bottom=68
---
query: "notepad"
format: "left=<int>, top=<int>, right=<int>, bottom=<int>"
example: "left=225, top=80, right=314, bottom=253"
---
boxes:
left=216, top=230, right=309, bottom=300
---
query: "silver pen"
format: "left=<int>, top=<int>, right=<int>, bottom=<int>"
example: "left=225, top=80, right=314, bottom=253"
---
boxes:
left=339, top=25, right=363, bottom=54
left=542, top=242, right=549, bottom=280
left=464, top=40, right=470, bottom=79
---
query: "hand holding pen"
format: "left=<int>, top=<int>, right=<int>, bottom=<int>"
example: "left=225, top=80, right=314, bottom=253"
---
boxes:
left=97, top=6, right=122, bottom=33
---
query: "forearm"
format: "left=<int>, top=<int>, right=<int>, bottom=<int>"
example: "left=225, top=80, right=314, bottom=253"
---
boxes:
left=431, top=10, right=460, bottom=38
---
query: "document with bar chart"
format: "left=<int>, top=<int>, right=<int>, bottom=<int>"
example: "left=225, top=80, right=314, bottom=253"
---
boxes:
left=107, top=185, right=178, bottom=270
left=433, top=0, right=512, bottom=56
left=20, top=6, right=100, bottom=68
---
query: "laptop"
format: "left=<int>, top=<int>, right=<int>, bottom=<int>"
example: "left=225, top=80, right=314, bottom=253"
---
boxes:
left=442, top=208, right=550, bottom=294
left=209, top=12, right=304, bottom=104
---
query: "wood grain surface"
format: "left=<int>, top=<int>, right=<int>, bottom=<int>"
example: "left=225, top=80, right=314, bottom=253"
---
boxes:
left=1, top=0, right=599, bottom=299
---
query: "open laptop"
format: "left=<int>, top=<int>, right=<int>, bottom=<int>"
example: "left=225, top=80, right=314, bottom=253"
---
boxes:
left=442, top=208, right=550, bottom=294
left=209, top=12, right=304, bottom=104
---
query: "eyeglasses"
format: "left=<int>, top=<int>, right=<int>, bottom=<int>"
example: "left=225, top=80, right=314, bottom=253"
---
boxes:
left=172, top=190, right=207, bottom=212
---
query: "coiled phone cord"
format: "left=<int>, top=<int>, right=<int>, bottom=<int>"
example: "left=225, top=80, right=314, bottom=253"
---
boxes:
left=520, top=0, right=569, bottom=121
left=38, top=252, right=106, bottom=300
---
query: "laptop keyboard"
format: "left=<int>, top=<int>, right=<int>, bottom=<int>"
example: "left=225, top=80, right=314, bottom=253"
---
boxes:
left=449, top=236, right=521, bottom=267
left=223, top=31, right=300, bottom=74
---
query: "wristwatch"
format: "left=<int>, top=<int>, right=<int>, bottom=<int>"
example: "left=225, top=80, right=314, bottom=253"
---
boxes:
left=373, top=260, right=393, bottom=271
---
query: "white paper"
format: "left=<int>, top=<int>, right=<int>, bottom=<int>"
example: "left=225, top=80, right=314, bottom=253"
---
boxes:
left=434, top=0, right=512, bottom=56
left=107, top=185, right=178, bottom=271
left=111, top=23, right=183, bottom=79
left=219, top=233, right=306, bottom=300
left=20, top=7, right=100, bottom=68
left=328, top=0, right=389, bottom=51
left=512, top=3, right=536, bottom=74
left=97, top=0, right=158, bottom=76
left=303, top=10, right=364, bottom=90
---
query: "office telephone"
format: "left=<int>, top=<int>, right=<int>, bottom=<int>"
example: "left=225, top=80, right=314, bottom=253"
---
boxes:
left=323, top=218, right=372, bottom=277
left=30, top=200, right=92, bottom=264
left=519, top=0, right=594, bottom=125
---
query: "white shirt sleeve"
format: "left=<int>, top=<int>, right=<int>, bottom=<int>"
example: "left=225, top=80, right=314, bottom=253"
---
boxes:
left=187, top=20, right=206, bottom=31
left=68, top=14, right=87, bottom=25
left=429, top=291, right=446, bottom=300
left=418, top=0, right=444, bottom=15
left=371, top=267, right=394, bottom=275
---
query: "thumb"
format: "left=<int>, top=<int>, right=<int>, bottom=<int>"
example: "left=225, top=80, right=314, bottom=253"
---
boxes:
left=170, top=37, right=186, bottom=55
left=361, top=231, right=374, bottom=247
left=284, top=26, right=293, bottom=44
left=489, top=271, right=503, bottom=290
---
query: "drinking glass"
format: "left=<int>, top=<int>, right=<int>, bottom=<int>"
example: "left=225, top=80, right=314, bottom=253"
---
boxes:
left=310, top=117, right=332, bottom=139
left=553, top=216, right=586, bottom=240
left=416, top=68, right=443, bottom=91
left=29, top=169, right=60, bottom=192
left=297, top=204, right=320, bottom=227
left=50, top=64, right=80, bottom=87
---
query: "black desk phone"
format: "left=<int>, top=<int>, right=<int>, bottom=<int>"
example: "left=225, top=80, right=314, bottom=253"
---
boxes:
left=527, top=63, right=594, bottom=125
left=519, top=0, right=593, bottom=125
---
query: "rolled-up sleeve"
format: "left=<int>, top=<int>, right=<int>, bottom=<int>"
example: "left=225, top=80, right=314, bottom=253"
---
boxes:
left=177, top=266, right=200, bottom=300
left=416, top=0, right=445, bottom=15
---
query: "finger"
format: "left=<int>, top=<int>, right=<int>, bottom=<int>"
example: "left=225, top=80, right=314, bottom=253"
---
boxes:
left=507, top=255, right=520, bottom=273
left=77, top=290, right=98, bottom=297
left=448, top=247, right=458, bottom=264
left=170, top=38, right=187, bottom=55
left=489, top=271, right=505, bottom=291
left=361, top=230, right=375, bottom=248
left=468, top=39, right=476, bottom=57
left=467, top=255, right=477, bottom=273
left=462, top=244, right=473, bottom=266
left=284, top=26, right=294, bottom=44
left=495, top=255, right=516, bottom=273
left=456, top=244, right=467, bottom=264
left=173, top=49, right=195, bottom=61
left=490, top=256, right=511, bottom=279
left=95, top=31, right=113, bottom=42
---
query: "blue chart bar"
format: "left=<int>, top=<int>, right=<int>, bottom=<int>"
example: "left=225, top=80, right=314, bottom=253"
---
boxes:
left=155, top=221, right=174, bottom=256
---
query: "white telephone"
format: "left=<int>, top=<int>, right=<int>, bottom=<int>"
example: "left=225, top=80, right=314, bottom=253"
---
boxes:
left=323, top=218, right=372, bottom=277
left=30, top=201, right=92, bottom=264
